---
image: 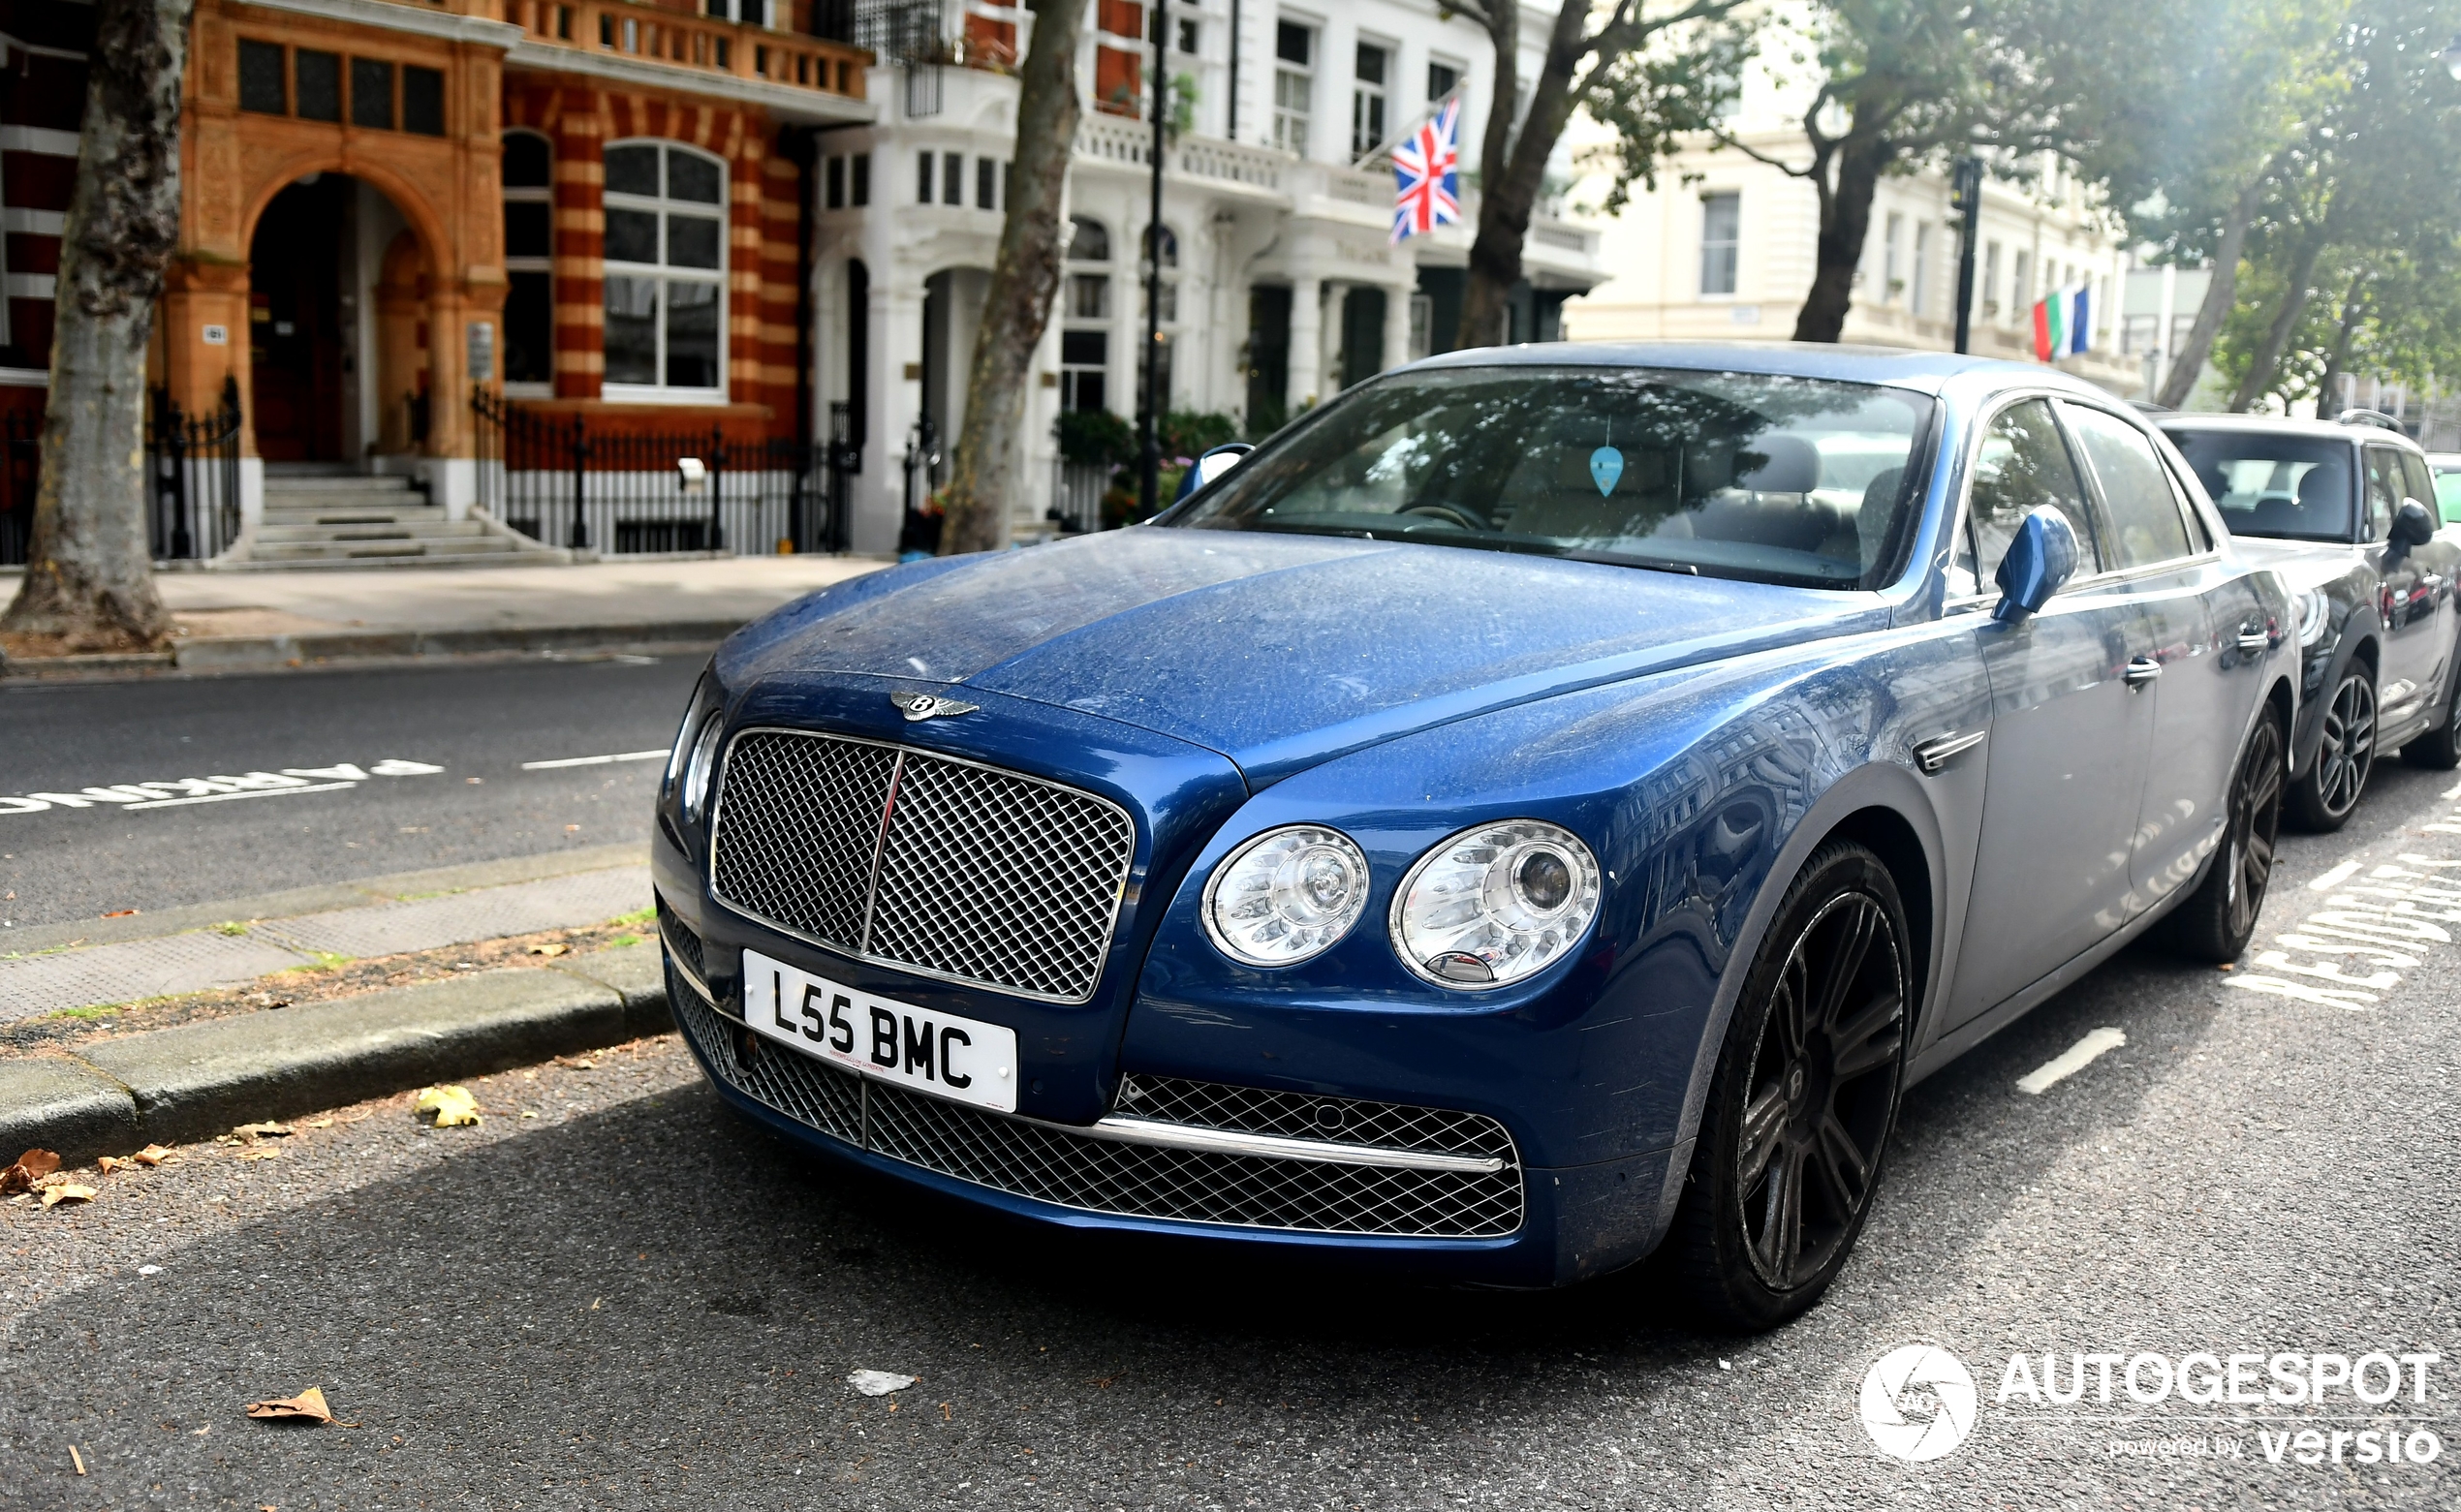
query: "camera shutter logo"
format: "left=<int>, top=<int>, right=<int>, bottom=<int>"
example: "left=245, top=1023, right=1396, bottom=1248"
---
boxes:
left=1859, top=1345, right=1979, bottom=1462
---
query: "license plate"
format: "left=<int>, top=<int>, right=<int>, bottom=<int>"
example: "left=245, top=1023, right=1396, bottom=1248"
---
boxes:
left=740, top=948, right=1019, bottom=1113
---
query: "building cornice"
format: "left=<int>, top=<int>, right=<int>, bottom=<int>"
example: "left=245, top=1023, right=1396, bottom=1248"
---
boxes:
left=503, top=42, right=875, bottom=126
left=228, top=0, right=526, bottom=49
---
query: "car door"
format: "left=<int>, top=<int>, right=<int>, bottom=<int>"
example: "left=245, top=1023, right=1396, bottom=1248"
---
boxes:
left=1943, top=397, right=2160, bottom=1031
left=2365, top=445, right=2445, bottom=726
left=2061, top=401, right=2264, bottom=907
left=2395, top=448, right=2458, bottom=717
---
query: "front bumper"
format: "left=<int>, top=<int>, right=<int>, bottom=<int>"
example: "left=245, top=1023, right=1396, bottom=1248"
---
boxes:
left=663, top=952, right=1679, bottom=1287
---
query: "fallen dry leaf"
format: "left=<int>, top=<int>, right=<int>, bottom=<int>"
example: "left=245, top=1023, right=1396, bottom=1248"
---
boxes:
left=97, top=1157, right=130, bottom=1175
left=1, top=1148, right=61, bottom=1188
left=303, top=1118, right=334, bottom=1129
left=415, top=1085, right=482, bottom=1127
left=41, top=1184, right=97, bottom=1210
left=133, top=1144, right=173, bottom=1167
left=231, top=1122, right=293, bottom=1142
left=243, top=1386, right=334, bottom=1424
left=1, top=1149, right=62, bottom=1195
left=102, top=909, right=139, bottom=918
left=528, top=941, right=571, bottom=957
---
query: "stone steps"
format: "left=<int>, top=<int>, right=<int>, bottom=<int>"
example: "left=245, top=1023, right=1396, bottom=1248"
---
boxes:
left=234, top=471, right=560, bottom=566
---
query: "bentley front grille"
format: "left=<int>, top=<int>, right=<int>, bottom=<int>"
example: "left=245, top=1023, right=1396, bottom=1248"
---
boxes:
left=709, top=728, right=1137, bottom=1003
left=670, top=973, right=1525, bottom=1239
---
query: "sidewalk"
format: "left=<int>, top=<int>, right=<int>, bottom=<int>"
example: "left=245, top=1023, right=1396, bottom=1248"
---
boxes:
left=1, top=555, right=885, bottom=678
left=0, top=845, right=653, bottom=1020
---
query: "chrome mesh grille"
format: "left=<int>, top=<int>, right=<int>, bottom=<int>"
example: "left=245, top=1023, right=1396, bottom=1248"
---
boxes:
left=670, top=968, right=1523, bottom=1239
left=656, top=898, right=706, bottom=985
left=709, top=729, right=1136, bottom=1003
left=1112, top=1075, right=1518, bottom=1162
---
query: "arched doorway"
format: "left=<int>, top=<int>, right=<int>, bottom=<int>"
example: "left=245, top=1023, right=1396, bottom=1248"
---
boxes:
left=247, top=173, right=431, bottom=466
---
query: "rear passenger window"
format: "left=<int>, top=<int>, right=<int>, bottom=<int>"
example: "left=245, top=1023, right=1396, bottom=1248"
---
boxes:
left=2400, top=451, right=2438, bottom=518
left=1959, top=398, right=2101, bottom=592
left=2065, top=404, right=2196, bottom=568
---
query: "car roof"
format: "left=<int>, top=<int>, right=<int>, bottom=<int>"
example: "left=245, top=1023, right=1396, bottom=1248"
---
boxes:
left=1401, top=340, right=2115, bottom=397
left=2157, top=412, right=2428, bottom=453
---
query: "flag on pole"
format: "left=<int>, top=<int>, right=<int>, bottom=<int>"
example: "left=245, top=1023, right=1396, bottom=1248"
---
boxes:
left=1391, top=99, right=1461, bottom=243
left=2032, top=285, right=2093, bottom=361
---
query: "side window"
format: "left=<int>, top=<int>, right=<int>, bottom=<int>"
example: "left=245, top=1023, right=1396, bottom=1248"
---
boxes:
left=2363, top=447, right=2402, bottom=541
left=2399, top=451, right=2438, bottom=519
left=2064, top=404, right=2196, bottom=569
left=1959, top=398, right=2101, bottom=592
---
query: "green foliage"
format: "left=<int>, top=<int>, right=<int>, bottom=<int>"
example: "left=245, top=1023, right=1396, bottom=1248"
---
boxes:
left=1159, top=410, right=1240, bottom=460
left=1055, top=408, right=1136, bottom=466
left=1586, top=21, right=1760, bottom=215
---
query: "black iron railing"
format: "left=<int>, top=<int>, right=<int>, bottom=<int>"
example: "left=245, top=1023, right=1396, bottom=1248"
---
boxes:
left=148, top=381, right=245, bottom=562
left=0, top=382, right=242, bottom=567
left=470, top=388, right=855, bottom=555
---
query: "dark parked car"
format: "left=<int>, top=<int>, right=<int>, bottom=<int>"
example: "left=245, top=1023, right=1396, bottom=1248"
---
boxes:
left=658, top=346, right=2297, bottom=1329
left=2161, top=414, right=2461, bottom=828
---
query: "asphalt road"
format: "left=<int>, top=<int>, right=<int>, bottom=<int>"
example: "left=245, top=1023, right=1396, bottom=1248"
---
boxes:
left=0, top=657, right=704, bottom=929
left=7, top=759, right=2460, bottom=1508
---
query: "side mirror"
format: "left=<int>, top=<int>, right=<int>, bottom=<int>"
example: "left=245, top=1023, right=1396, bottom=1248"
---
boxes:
left=1991, top=506, right=2081, bottom=623
left=2388, top=498, right=2436, bottom=556
left=1173, top=443, right=1255, bottom=504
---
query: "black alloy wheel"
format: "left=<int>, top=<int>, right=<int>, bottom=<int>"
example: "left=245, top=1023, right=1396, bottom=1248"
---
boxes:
left=2165, top=708, right=2286, bottom=962
left=1668, top=843, right=1910, bottom=1331
left=2290, top=669, right=2377, bottom=831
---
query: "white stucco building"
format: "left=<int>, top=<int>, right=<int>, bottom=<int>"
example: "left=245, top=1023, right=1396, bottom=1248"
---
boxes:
left=823, top=0, right=1606, bottom=551
left=1561, top=41, right=2141, bottom=395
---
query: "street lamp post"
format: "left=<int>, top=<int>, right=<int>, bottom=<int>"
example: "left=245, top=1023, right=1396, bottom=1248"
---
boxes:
left=1949, top=156, right=1983, bottom=356
left=1137, top=0, right=1167, bottom=520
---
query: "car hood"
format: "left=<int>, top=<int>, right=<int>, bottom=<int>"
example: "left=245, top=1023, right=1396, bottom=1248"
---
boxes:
left=2227, top=534, right=2365, bottom=591
left=728, top=528, right=1885, bottom=784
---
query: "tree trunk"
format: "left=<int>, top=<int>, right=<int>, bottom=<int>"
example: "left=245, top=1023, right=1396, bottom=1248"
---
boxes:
left=0, top=0, right=193, bottom=652
left=1459, top=0, right=1582, bottom=350
left=937, top=0, right=1091, bottom=556
left=2228, top=226, right=2326, bottom=413
left=2313, top=274, right=2369, bottom=419
left=2154, top=172, right=2266, bottom=410
left=1791, top=132, right=1892, bottom=343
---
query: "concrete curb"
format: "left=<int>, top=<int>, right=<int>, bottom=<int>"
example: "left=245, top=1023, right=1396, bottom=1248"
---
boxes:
left=0, top=621, right=741, bottom=681
left=0, top=942, right=671, bottom=1165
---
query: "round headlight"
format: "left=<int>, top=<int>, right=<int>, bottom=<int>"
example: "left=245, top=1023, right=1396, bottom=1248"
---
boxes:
left=664, top=678, right=709, bottom=793
left=1202, top=825, right=1372, bottom=967
left=1391, top=819, right=1601, bottom=989
left=680, top=713, right=726, bottom=821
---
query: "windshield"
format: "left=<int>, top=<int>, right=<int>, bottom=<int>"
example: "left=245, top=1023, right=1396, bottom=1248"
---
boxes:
left=2163, top=429, right=2354, bottom=543
left=1166, top=366, right=1935, bottom=588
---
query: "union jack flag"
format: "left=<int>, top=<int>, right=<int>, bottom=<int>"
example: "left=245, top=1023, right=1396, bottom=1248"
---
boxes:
left=1390, top=99, right=1461, bottom=243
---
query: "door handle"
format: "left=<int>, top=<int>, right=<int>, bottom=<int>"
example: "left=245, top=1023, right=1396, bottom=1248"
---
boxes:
left=2125, top=656, right=2163, bottom=688
left=1913, top=729, right=1986, bottom=774
left=2235, top=624, right=2271, bottom=653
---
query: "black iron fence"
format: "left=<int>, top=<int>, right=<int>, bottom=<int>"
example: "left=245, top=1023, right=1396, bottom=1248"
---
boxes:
left=1, top=383, right=242, bottom=567
left=470, top=389, right=856, bottom=556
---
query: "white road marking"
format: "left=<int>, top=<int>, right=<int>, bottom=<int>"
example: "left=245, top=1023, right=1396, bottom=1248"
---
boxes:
left=2015, top=1027, right=2127, bottom=1096
left=519, top=749, right=670, bottom=771
left=2443, top=777, right=2461, bottom=800
left=2308, top=859, right=2363, bottom=892
left=124, top=781, right=361, bottom=811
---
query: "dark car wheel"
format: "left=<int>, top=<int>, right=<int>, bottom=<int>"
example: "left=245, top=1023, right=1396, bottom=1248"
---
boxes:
left=2164, top=707, right=2286, bottom=962
left=2401, top=652, right=2461, bottom=770
left=2288, top=667, right=2377, bottom=832
left=1667, top=842, right=1909, bottom=1332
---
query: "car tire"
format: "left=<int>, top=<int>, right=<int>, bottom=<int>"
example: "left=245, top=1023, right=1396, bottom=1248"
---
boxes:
left=2287, top=666, right=2377, bottom=832
left=2163, top=706, right=2286, bottom=963
left=1666, top=841, right=1911, bottom=1333
left=2401, top=655, right=2461, bottom=770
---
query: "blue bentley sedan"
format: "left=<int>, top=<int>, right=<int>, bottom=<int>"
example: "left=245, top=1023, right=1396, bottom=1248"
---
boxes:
left=652, top=345, right=2298, bottom=1328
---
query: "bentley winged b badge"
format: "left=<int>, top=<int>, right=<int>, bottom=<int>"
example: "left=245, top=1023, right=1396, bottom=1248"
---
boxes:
left=890, top=691, right=980, bottom=722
